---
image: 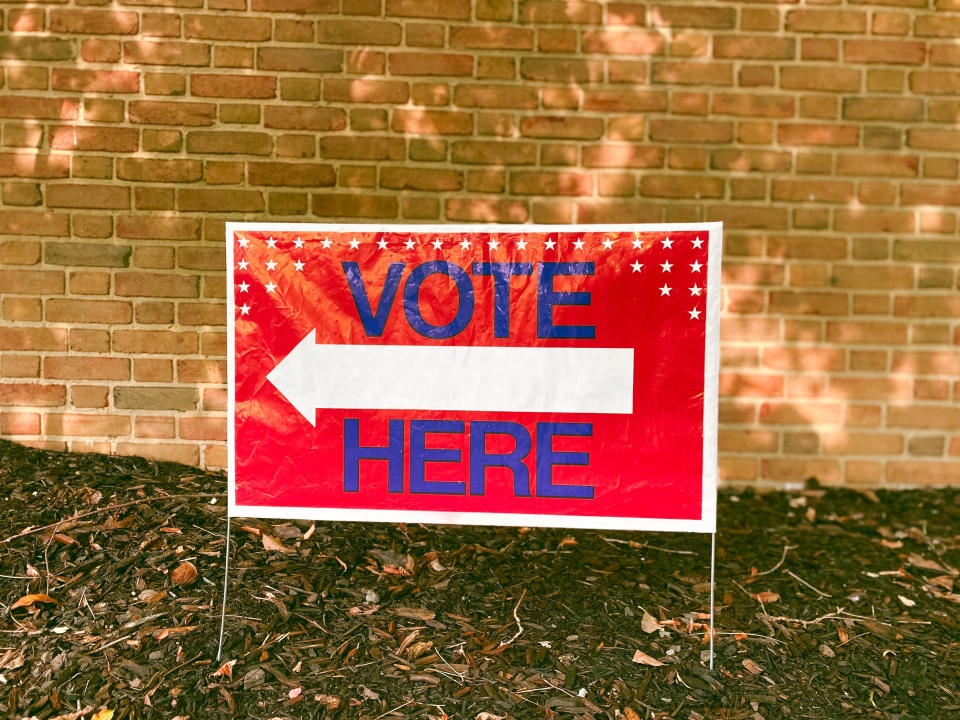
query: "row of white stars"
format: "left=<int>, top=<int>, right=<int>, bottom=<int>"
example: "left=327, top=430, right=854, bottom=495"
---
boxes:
left=237, top=236, right=704, bottom=252
left=236, top=258, right=305, bottom=273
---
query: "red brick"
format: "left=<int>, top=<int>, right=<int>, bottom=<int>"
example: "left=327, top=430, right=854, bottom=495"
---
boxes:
left=582, top=30, right=665, bottom=55
left=184, top=14, right=271, bottom=41
left=0, top=153, right=70, bottom=179
left=116, top=272, right=199, bottom=298
left=381, top=167, right=463, bottom=191
left=114, top=330, right=198, bottom=355
left=50, top=9, right=139, bottom=35
left=583, top=145, right=664, bottom=168
left=714, top=35, right=794, bottom=59
left=446, top=198, right=528, bottom=222
left=641, top=175, right=723, bottom=198
left=179, top=416, right=227, bottom=441
left=521, top=58, right=603, bottom=83
left=313, top=194, right=398, bottom=218
left=451, top=26, right=533, bottom=50
left=511, top=171, right=593, bottom=196
left=391, top=109, right=471, bottom=135
left=324, top=78, right=409, bottom=104
left=1, top=412, right=41, bottom=435
left=778, top=124, right=859, bottom=147
left=519, top=116, right=603, bottom=140
left=186, top=131, right=272, bottom=155
left=0, top=383, right=65, bottom=407
left=51, top=69, right=139, bottom=94
left=48, top=413, right=130, bottom=438
left=652, top=61, right=732, bottom=85
left=264, top=106, right=347, bottom=131
left=257, top=47, right=342, bottom=73
left=50, top=126, right=138, bottom=152
left=191, top=74, right=276, bottom=99
left=390, top=52, right=473, bottom=76
left=712, top=93, right=794, bottom=118
left=452, top=141, right=537, bottom=165
left=124, top=41, right=211, bottom=67
left=786, top=10, right=866, bottom=34
left=386, top=0, right=470, bottom=20
left=844, top=40, right=925, bottom=65
left=650, top=119, right=733, bottom=143
left=178, top=188, right=264, bottom=213
left=47, top=299, right=132, bottom=324
left=135, top=416, right=176, bottom=440
left=582, top=90, right=667, bottom=112
left=454, top=84, right=538, bottom=109
left=321, top=136, right=405, bottom=161
left=45, top=357, right=129, bottom=381
left=519, top=1, right=602, bottom=24
left=47, top=184, right=129, bottom=210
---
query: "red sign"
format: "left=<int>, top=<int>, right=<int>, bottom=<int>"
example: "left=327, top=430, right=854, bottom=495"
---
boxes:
left=228, top=223, right=721, bottom=532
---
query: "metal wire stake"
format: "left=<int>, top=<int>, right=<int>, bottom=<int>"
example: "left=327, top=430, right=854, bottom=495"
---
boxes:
left=216, top=514, right=232, bottom=662
left=708, top=531, right=716, bottom=670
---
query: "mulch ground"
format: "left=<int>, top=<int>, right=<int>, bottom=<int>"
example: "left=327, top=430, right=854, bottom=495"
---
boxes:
left=0, top=438, right=958, bottom=720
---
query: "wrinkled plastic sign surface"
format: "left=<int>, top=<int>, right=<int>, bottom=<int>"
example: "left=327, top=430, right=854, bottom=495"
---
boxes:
left=227, top=223, right=721, bottom=532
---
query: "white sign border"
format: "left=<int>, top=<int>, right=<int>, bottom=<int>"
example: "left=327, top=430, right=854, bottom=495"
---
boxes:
left=226, top=222, right=722, bottom=534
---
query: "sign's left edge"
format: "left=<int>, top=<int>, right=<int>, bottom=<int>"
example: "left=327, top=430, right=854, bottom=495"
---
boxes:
left=226, top=221, right=239, bottom=519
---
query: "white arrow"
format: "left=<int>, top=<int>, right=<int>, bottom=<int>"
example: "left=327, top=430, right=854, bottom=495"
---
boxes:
left=266, top=330, right=634, bottom=426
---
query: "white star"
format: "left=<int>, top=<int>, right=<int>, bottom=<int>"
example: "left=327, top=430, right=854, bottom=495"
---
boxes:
left=237, top=259, right=249, bottom=270
left=690, top=260, right=703, bottom=273
left=631, top=261, right=643, bottom=273
left=573, top=239, right=585, bottom=250
left=265, top=259, right=277, bottom=271
left=689, top=308, right=701, bottom=320
left=660, top=260, right=673, bottom=272
left=544, top=239, right=557, bottom=250
left=348, top=238, right=360, bottom=249
left=488, top=238, right=500, bottom=250
left=516, top=239, right=528, bottom=250
left=321, top=239, right=332, bottom=249
left=264, top=281, right=277, bottom=293
left=294, top=237, right=304, bottom=249
left=266, top=237, right=276, bottom=248
left=238, top=281, right=249, bottom=293
left=432, top=238, right=443, bottom=250
left=601, top=239, right=615, bottom=250
left=239, top=304, right=250, bottom=315
left=632, top=237, right=643, bottom=249
left=659, top=284, right=672, bottom=296
left=237, top=236, right=249, bottom=248
left=661, top=237, right=673, bottom=249
left=404, top=239, right=416, bottom=250
left=690, top=284, right=702, bottom=296
left=377, top=239, right=389, bottom=250
left=459, top=239, right=472, bottom=250
left=294, top=260, right=305, bottom=272
left=692, top=237, right=704, bottom=249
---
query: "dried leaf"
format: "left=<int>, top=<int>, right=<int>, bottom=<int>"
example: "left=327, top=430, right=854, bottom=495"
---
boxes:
left=11, top=593, right=57, bottom=610
left=91, top=710, right=114, bottom=720
left=314, top=694, right=340, bottom=710
left=751, top=591, right=780, bottom=603
left=742, top=658, right=763, bottom=675
left=897, top=595, right=916, bottom=607
left=819, top=643, right=835, bottom=658
left=879, top=539, right=903, bottom=549
left=623, top=709, right=642, bottom=720
left=631, top=649, right=664, bottom=666
left=171, top=561, right=197, bottom=587
left=154, top=625, right=197, bottom=641
left=288, top=686, right=302, bottom=700
left=262, top=533, right=295, bottom=554
left=641, top=611, right=661, bottom=634
left=405, top=640, right=433, bottom=659
left=476, top=713, right=506, bottom=720
left=395, top=606, right=435, bottom=621
left=908, top=553, right=948, bottom=573
left=211, top=660, right=236, bottom=679
left=303, top=523, right=315, bottom=540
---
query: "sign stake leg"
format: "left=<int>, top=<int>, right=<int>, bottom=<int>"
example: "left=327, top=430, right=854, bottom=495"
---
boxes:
left=216, top=515, right=232, bottom=662
left=709, top=530, right=716, bottom=670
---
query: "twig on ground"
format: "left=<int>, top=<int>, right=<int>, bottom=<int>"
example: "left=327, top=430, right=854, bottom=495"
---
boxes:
left=752, top=544, right=798, bottom=577
left=601, top=537, right=695, bottom=555
left=785, top=569, right=832, bottom=598
left=498, top=588, right=527, bottom=648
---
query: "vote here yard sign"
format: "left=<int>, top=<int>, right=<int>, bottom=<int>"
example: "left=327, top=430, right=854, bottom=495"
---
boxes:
left=227, top=223, right=721, bottom=533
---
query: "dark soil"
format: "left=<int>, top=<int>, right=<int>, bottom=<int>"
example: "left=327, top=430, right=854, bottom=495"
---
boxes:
left=1, top=438, right=958, bottom=720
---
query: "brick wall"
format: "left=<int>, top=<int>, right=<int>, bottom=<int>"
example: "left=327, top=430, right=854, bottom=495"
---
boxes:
left=1, top=0, right=958, bottom=487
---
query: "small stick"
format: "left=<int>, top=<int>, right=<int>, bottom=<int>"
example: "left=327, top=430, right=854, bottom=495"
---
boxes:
left=752, top=544, right=797, bottom=577
left=785, top=569, right=832, bottom=598
left=498, top=589, right=527, bottom=648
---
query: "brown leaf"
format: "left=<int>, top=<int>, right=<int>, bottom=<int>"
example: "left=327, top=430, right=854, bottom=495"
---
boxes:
left=631, top=649, right=664, bottom=666
left=742, top=658, right=763, bottom=675
left=262, top=533, right=295, bottom=554
left=171, top=561, right=197, bottom=587
left=395, top=606, right=435, bottom=621
left=640, top=611, right=661, bottom=634
left=623, top=709, right=642, bottom=720
left=907, top=553, right=948, bottom=573
left=11, top=593, right=57, bottom=610
left=879, top=539, right=903, bottom=549
left=154, top=625, right=197, bottom=641
left=211, top=659, right=236, bottom=679
left=751, top=591, right=780, bottom=603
